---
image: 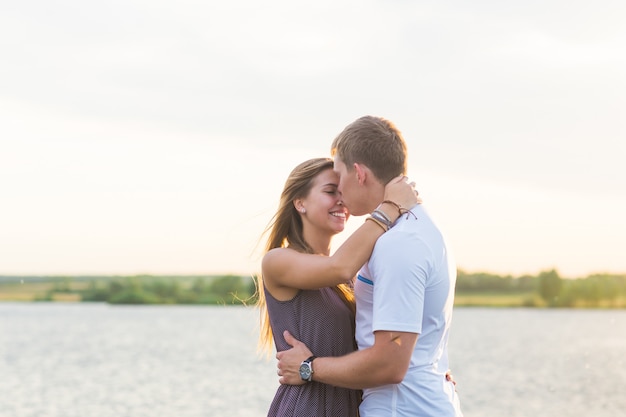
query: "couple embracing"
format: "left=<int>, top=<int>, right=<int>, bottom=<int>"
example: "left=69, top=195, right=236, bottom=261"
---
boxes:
left=257, top=115, right=463, bottom=417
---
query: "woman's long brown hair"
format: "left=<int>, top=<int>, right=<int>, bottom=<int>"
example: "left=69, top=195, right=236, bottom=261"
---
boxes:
left=256, top=158, right=356, bottom=355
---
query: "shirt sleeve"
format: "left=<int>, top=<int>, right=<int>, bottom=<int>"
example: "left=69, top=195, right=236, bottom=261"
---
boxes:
left=369, top=230, right=433, bottom=335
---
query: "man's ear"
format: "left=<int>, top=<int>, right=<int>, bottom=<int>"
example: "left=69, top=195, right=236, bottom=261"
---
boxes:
left=354, top=163, right=367, bottom=185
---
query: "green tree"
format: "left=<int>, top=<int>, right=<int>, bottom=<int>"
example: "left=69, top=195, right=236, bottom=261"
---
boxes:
left=538, top=269, right=562, bottom=306
left=52, top=276, right=73, bottom=293
left=209, top=275, right=249, bottom=303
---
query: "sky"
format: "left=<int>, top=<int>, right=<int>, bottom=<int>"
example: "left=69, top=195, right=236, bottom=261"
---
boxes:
left=1, top=0, right=625, bottom=279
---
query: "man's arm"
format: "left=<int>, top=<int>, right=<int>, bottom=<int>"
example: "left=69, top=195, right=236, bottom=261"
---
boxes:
left=277, top=330, right=418, bottom=389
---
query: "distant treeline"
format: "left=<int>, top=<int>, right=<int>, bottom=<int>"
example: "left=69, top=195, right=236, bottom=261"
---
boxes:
left=0, top=275, right=257, bottom=305
left=79, top=275, right=258, bottom=305
left=457, top=269, right=626, bottom=308
left=1, top=270, right=625, bottom=307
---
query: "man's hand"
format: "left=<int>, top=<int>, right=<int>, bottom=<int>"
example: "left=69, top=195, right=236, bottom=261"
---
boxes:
left=276, top=330, right=313, bottom=385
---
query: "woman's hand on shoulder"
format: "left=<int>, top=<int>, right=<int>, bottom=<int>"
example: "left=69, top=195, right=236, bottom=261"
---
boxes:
left=383, top=175, right=419, bottom=210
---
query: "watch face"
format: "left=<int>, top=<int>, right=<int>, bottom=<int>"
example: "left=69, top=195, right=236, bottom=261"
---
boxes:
left=299, top=364, right=311, bottom=379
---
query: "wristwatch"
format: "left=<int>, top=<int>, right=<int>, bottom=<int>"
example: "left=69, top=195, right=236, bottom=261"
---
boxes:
left=299, top=355, right=317, bottom=382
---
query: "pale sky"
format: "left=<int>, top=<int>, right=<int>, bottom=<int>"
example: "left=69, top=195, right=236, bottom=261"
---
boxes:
left=1, top=0, right=625, bottom=278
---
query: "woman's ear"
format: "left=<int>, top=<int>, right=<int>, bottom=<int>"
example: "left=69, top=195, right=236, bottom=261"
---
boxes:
left=293, top=199, right=306, bottom=214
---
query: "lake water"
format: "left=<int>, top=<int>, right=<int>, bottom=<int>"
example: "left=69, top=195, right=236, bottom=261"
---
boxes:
left=0, top=303, right=624, bottom=417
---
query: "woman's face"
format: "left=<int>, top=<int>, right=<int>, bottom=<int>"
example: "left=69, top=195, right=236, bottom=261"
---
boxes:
left=300, top=168, right=349, bottom=234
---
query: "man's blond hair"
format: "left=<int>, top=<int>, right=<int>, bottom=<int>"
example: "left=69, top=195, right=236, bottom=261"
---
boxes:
left=331, top=115, right=407, bottom=183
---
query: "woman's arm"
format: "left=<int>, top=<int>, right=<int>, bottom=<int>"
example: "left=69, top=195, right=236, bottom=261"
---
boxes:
left=262, top=176, right=417, bottom=291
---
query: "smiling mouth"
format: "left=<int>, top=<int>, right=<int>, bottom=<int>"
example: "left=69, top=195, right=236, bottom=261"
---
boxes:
left=330, top=211, right=346, bottom=219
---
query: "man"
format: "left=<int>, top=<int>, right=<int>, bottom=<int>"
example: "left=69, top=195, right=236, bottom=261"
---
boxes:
left=277, top=115, right=463, bottom=416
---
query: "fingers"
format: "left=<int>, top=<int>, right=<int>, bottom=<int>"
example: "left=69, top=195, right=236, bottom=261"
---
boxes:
left=283, top=330, right=298, bottom=346
left=445, top=370, right=457, bottom=386
left=387, top=175, right=417, bottom=192
left=386, top=175, right=403, bottom=185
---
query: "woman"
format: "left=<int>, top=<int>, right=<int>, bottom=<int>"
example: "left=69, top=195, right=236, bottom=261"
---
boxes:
left=257, top=157, right=417, bottom=416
